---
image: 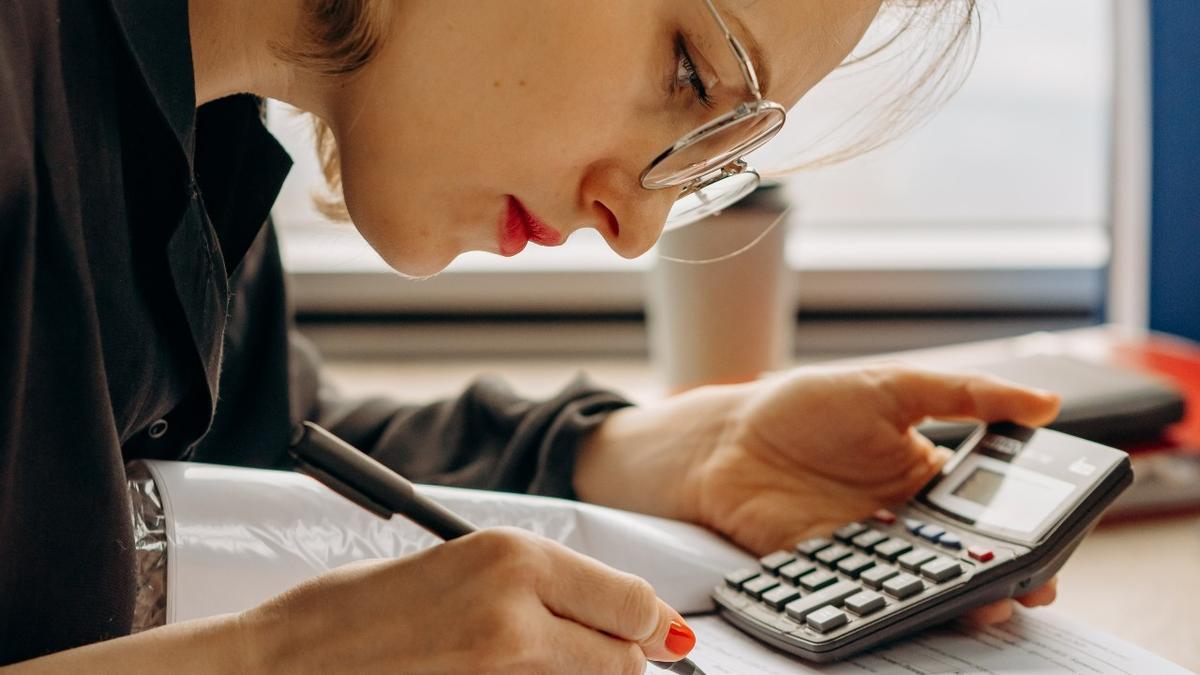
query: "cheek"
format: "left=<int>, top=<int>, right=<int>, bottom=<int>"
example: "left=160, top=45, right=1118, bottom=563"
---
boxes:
left=336, top=121, right=486, bottom=276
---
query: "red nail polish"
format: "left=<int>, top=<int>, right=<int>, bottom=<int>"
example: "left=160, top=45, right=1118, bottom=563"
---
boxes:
left=665, top=620, right=696, bottom=656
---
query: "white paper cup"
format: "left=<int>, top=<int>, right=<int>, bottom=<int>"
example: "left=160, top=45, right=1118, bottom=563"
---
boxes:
left=647, top=191, right=794, bottom=394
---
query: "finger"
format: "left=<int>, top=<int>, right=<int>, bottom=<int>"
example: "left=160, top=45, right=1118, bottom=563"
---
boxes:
left=533, top=539, right=693, bottom=661
left=877, top=367, right=1061, bottom=429
left=1016, top=577, right=1058, bottom=607
left=547, top=615, right=646, bottom=675
left=964, top=599, right=1015, bottom=625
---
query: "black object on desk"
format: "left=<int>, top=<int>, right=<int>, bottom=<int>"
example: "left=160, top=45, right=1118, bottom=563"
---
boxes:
left=289, top=421, right=705, bottom=674
left=918, top=355, right=1185, bottom=446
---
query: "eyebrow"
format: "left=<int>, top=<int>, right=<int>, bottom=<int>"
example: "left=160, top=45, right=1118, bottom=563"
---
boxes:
left=721, top=7, right=772, bottom=99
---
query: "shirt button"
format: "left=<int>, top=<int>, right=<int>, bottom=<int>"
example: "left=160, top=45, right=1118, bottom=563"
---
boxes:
left=147, top=419, right=170, bottom=439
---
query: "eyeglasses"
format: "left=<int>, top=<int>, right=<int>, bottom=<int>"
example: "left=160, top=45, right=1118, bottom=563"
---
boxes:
left=642, top=0, right=787, bottom=231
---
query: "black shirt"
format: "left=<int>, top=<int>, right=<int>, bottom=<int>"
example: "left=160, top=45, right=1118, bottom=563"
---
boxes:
left=0, top=0, right=631, bottom=664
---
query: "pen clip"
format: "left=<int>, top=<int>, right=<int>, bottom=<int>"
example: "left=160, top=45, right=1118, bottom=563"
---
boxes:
left=293, top=455, right=395, bottom=520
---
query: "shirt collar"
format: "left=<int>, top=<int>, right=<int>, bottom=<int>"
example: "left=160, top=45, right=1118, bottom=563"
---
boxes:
left=106, top=0, right=197, bottom=159
left=106, top=0, right=293, bottom=272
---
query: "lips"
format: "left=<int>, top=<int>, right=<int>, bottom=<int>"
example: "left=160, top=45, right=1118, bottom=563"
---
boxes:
left=498, top=197, right=562, bottom=256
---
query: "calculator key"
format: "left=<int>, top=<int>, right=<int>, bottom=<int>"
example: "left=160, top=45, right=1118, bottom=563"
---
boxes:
left=815, top=544, right=854, bottom=567
left=799, top=569, right=838, bottom=591
left=859, top=564, right=899, bottom=589
left=897, top=547, right=938, bottom=572
left=844, top=590, right=887, bottom=616
left=778, top=560, right=818, bottom=585
left=783, top=580, right=861, bottom=622
left=881, top=572, right=925, bottom=600
left=835, top=553, right=876, bottom=579
left=724, top=568, right=760, bottom=589
left=833, top=522, right=868, bottom=542
left=741, top=575, right=780, bottom=599
left=872, top=509, right=897, bottom=525
left=916, top=524, right=945, bottom=543
left=796, top=537, right=834, bottom=558
left=904, top=519, right=925, bottom=534
left=851, top=529, right=888, bottom=552
left=760, top=584, right=801, bottom=611
left=920, top=557, right=964, bottom=583
left=872, top=538, right=913, bottom=562
left=806, top=606, right=849, bottom=633
left=759, top=550, right=796, bottom=573
left=967, top=546, right=995, bottom=562
left=938, top=532, right=962, bottom=549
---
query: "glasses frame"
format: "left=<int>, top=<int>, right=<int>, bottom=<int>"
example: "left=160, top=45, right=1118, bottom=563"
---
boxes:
left=640, top=0, right=787, bottom=194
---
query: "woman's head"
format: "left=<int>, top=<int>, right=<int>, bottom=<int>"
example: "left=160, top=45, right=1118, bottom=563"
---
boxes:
left=278, top=0, right=968, bottom=277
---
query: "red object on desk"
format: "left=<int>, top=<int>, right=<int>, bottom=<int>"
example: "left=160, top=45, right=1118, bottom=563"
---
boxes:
left=1093, top=332, right=1200, bottom=520
left=1111, top=334, right=1200, bottom=455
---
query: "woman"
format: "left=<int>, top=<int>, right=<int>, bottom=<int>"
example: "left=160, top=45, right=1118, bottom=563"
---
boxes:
left=0, top=0, right=1060, bottom=671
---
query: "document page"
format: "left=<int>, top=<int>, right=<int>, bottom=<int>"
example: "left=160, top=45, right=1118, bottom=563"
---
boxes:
left=662, top=608, right=1192, bottom=674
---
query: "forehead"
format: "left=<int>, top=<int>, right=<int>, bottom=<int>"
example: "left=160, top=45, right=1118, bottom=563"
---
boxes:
left=718, top=0, right=882, bottom=108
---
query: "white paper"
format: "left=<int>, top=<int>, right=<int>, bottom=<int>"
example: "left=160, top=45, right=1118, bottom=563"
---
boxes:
left=662, top=608, right=1193, bottom=675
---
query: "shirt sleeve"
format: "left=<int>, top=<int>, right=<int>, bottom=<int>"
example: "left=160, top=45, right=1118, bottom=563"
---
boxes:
left=290, top=332, right=635, bottom=499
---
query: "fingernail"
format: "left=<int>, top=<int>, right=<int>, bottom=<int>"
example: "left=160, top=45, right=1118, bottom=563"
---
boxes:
left=664, top=620, right=696, bottom=656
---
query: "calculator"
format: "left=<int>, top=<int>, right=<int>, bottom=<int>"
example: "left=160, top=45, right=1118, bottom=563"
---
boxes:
left=713, top=423, right=1133, bottom=662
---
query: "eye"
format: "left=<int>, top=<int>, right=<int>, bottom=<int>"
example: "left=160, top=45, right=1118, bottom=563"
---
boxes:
left=673, top=33, right=715, bottom=109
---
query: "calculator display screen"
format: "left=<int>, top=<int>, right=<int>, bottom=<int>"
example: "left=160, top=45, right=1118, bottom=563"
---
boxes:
left=951, top=467, right=1008, bottom=505
left=921, top=451, right=1084, bottom=535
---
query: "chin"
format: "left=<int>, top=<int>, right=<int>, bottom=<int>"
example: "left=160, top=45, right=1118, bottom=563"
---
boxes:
left=350, top=222, right=460, bottom=280
left=379, top=244, right=461, bottom=280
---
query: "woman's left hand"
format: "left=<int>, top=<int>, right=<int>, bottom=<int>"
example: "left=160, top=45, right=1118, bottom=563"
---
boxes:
left=576, top=364, right=1063, bottom=624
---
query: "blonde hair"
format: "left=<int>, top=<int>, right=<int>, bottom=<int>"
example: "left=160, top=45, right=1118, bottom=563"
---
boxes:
left=280, top=0, right=978, bottom=219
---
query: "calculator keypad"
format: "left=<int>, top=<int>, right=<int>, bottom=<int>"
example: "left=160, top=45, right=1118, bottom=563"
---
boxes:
left=920, top=557, right=964, bottom=582
left=897, top=547, right=938, bottom=572
left=815, top=544, right=854, bottom=567
left=759, top=550, right=796, bottom=573
left=741, top=575, right=780, bottom=599
left=714, top=519, right=980, bottom=645
left=799, top=569, right=838, bottom=591
left=881, top=572, right=925, bottom=599
left=859, top=564, right=899, bottom=589
left=844, top=590, right=886, bottom=616
left=778, top=560, right=818, bottom=584
left=872, top=538, right=912, bottom=562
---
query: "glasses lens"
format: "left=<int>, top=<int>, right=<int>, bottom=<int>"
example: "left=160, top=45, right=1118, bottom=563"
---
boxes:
left=663, top=170, right=759, bottom=231
left=644, top=106, right=784, bottom=188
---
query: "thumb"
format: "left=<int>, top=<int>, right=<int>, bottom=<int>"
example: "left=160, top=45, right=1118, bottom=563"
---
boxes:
left=639, top=599, right=697, bottom=662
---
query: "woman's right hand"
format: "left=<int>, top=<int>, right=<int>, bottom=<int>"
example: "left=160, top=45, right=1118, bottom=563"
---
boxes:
left=237, top=527, right=695, bottom=674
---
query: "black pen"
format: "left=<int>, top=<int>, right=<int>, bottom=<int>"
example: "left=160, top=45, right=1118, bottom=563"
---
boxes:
left=289, top=421, right=706, bottom=675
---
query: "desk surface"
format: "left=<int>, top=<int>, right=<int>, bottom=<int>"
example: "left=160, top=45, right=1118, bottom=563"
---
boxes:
left=323, top=326, right=1200, bottom=671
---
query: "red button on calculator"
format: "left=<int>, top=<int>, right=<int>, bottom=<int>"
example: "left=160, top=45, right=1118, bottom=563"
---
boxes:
left=967, top=546, right=994, bottom=562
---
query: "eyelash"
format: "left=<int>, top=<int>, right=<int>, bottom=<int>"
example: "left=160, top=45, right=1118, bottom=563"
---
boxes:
left=674, top=33, right=715, bottom=109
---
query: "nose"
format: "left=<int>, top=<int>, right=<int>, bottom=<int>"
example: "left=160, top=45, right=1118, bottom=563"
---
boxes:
left=578, top=160, right=677, bottom=259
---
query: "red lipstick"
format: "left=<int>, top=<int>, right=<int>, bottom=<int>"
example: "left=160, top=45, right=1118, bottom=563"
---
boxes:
left=498, top=197, right=563, bottom=256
